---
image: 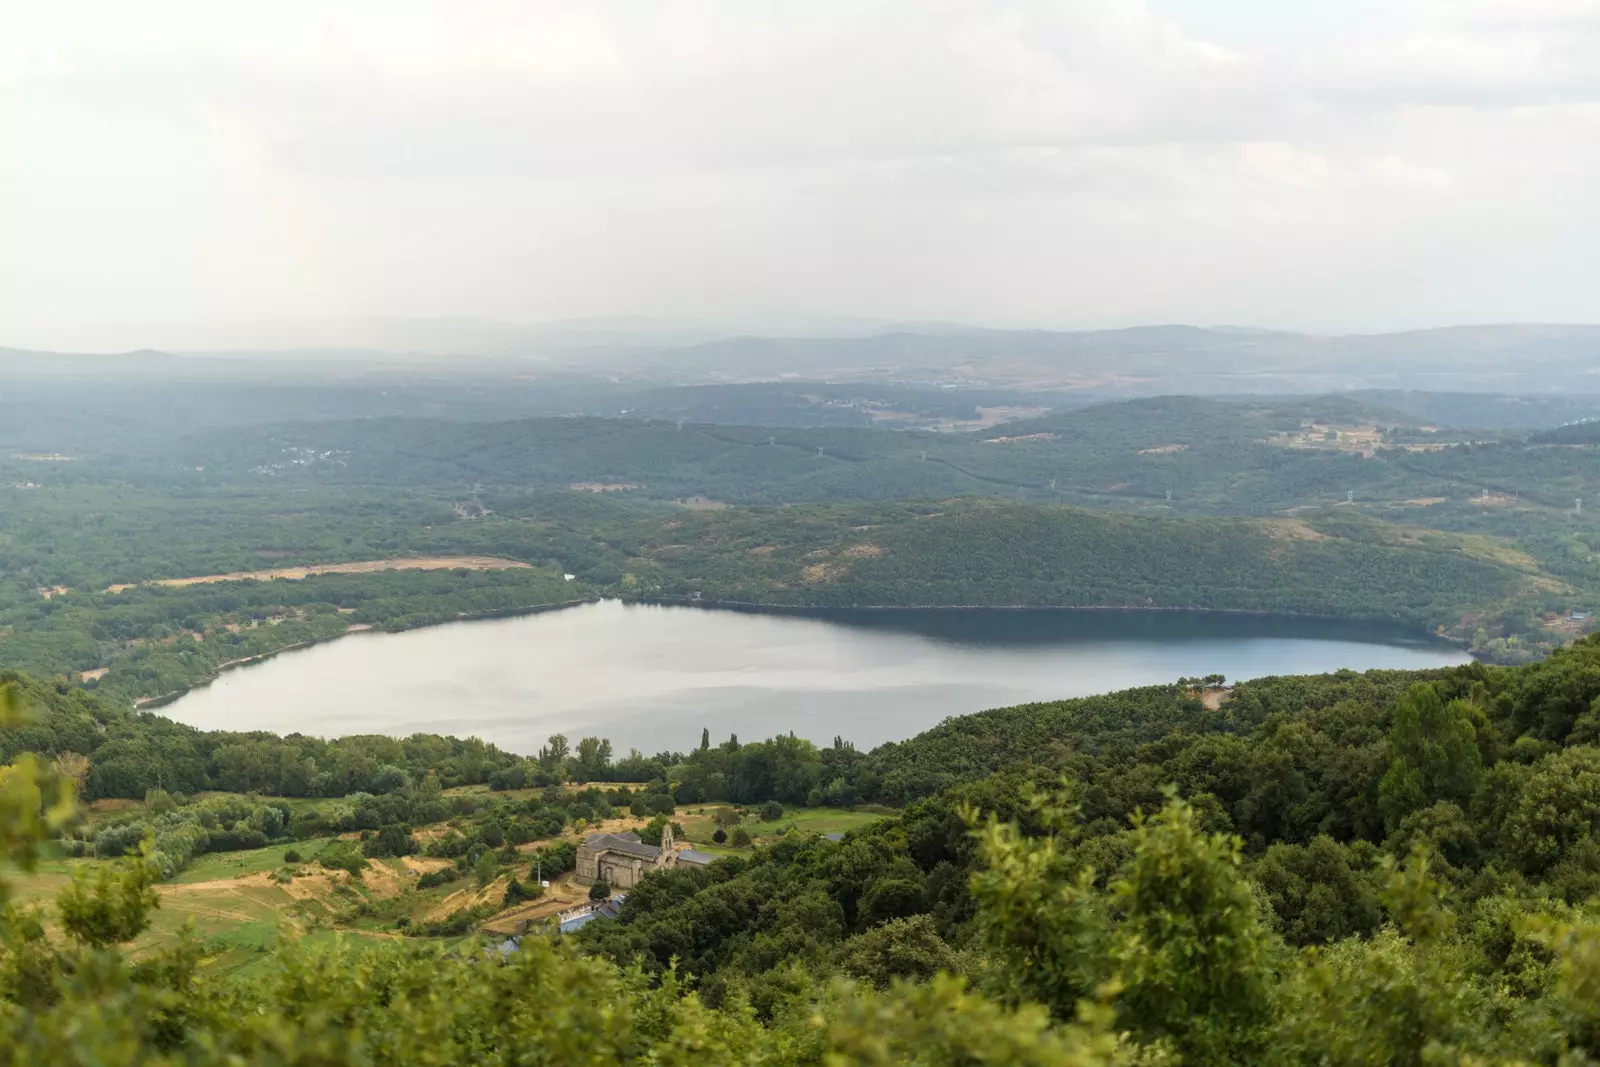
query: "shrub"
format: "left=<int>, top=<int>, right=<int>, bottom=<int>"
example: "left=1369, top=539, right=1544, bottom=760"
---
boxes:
left=712, top=829, right=727, bottom=844
left=283, top=849, right=302, bottom=864
left=589, top=880, right=612, bottom=900
left=362, top=824, right=417, bottom=859
left=417, top=868, right=461, bottom=890
left=730, top=826, right=752, bottom=848
left=760, top=801, right=784, bottom=822
left=504, top=879, right=543, bottom=905
left=319, top=847, right=368, bottom=876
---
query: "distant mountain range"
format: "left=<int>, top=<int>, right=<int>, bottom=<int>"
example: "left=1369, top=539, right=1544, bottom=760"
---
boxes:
left=4, top=321, right=1598, bottom=396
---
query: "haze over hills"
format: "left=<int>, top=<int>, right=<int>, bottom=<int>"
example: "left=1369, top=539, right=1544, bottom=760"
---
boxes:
left=5, top=321, right=1600, bottom=396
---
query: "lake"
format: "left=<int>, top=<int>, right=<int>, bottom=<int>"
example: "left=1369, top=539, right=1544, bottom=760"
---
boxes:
left=158, top=601, right=1471, bottom=754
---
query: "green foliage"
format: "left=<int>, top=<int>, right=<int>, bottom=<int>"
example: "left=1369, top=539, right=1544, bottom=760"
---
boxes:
left=55, top=855, right=159, bottom=949
left=474, top=849, right=498, bottom=888
left=590, top=879, right=612, bottom=901
left=319, top=844, right=368, bottom=877
left=836, top=915, right=961, bottom=989
left=14, top=649, right=1600, bottom=1061
left=1109, top=798, right=1273, bottom=1065
left=1500, top=746, right=1600, bottom=875
left=1250, top=836, right=1382, bottom=946
left=1378, top=684, right=1485, bottom=830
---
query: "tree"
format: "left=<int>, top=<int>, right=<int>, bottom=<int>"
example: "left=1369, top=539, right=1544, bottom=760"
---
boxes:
left=1111, top=797, right=1274, bottom=1066
left=1502, top=746, right=1600, bottom=874
left=730, top=826, right=752, bottom=848
left=713, top=828, right=727, bottom=844
left=1251, top=836, right=1382, bottom=946
left=589, top=879, right=612, bottom=900
left=639, top=813, right=679, bottom=847
left=860, top=876, right=928, bottom=927
left=838, top=914, right=961, bottom=988
left=701, top=727, right=711, bottom=752
left=363, top=824, right=416, bottom=859
left=760, top=800, right=784, bottom=821
left=971, top=789, right=1272, bottom=1067
left=56, top=856, right=159, bottom=949
left=1378, top=685, right=1484, bottom=831
left=474, top=849, right=499, bottom=888
left=573, top=736, right=613, bottom=783
left=537, top=734, right=570, bottom=783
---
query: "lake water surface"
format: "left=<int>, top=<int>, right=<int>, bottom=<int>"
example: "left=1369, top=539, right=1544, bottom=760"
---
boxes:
left=159, top=601, right=1471, bottom=753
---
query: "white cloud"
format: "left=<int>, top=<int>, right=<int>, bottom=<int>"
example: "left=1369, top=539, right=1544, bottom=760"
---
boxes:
left=0, top=0, right=1596, bottom=347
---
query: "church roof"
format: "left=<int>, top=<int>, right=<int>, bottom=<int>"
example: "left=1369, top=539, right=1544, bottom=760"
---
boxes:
left=677, top=849, right=719, bottom=867
left=584, top=832, right=661, bottom=861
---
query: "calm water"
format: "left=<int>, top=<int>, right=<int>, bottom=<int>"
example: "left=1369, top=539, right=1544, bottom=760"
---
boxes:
left=160, top=601, right=1469, bottom=753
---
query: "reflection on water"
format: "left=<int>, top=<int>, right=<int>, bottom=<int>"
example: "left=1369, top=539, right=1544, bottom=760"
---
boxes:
left=160, top=600, right=1469, bottom=754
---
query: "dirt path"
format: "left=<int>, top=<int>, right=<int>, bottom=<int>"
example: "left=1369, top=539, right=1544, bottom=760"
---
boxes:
left=482, top=874, right=588, bottom=935
left=107, top=556, right=531, bottom=593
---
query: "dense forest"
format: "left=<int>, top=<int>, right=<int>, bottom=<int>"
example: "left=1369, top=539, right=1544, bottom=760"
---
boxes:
left=163, top=394, right=1599, bottom=517
left=0, top=488, right=1576, bottom=703
left=12, top=638, right=1600, bottom=1060
left=1, top=389, right=1595, bottom=699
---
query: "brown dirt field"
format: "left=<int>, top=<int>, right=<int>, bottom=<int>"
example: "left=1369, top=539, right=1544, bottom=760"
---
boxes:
left=1259, top=518, right=1329, bottom=542
left=400, top=856, right=453, bottom=874
left=79, top=668, right=109, bottom=681
left=106, top=556, right=531, bottom=593
left=1199, top=688, right=1236, bottom=711
left=748, top=545, right=780, bottom=556
left=1137, top=444, right=1189, bottom=455
left=160, top=873, right=285, bottom=919
left=569, top=482, right=640, bottom=492
left=982, top=432, right=1059, bottom=444
left=840, top=543, right=882, bottom=559
left=801, top=562, right=846, bottom=584
left=276, top=871, right=349, bottom=903
left=361, top=861, right=408, bottom=898
left=1401, top=497, right=1449, bottom=507
left=410, top=826, right=454, bottom=844
left=423, top=876, right=512, bottom=922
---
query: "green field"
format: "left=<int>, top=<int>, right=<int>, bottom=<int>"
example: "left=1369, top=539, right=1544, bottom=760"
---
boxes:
left=678, top=805, right=891, bottom=853
left=167, top=837, right=339, bottom=884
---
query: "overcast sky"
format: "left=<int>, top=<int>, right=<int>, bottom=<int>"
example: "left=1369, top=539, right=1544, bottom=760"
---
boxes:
left=2, top=0, right=1597, bottom=350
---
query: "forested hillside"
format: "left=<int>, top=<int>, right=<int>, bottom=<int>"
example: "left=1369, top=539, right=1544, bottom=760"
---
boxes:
left=0, top=391, right=1595, bottom=701
left=12, top=638, right=1600, bottom=1060
left=170, top=394, right=1600, bottom=519
left=0, top=489, right=1570, bottom=702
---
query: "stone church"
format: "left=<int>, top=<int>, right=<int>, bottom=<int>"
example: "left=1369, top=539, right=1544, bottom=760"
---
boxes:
left=574, top=825, right=677, bottom=889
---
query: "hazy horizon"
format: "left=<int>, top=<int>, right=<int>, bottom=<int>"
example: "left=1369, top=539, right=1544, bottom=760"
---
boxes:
left=10, top=315, right=1600, bottom=361
left=4, top=1, right=1599, bottom=352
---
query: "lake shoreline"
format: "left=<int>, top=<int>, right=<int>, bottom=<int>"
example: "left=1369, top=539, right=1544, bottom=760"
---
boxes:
left=149, top=599, right=1476, bottom=754
left=130, top=598, right=596, bottom=709
left=649, top=597, right=1469, bottom=650
left=127, top=594, right=1469, bottom=713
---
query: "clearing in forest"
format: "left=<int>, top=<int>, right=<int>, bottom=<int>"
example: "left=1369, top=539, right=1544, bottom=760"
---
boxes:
left=106, top=556, right=531, bottom=593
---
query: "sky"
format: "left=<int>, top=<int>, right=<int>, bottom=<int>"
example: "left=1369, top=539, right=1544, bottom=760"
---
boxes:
left=1, top=0, right=1597, bottom=350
